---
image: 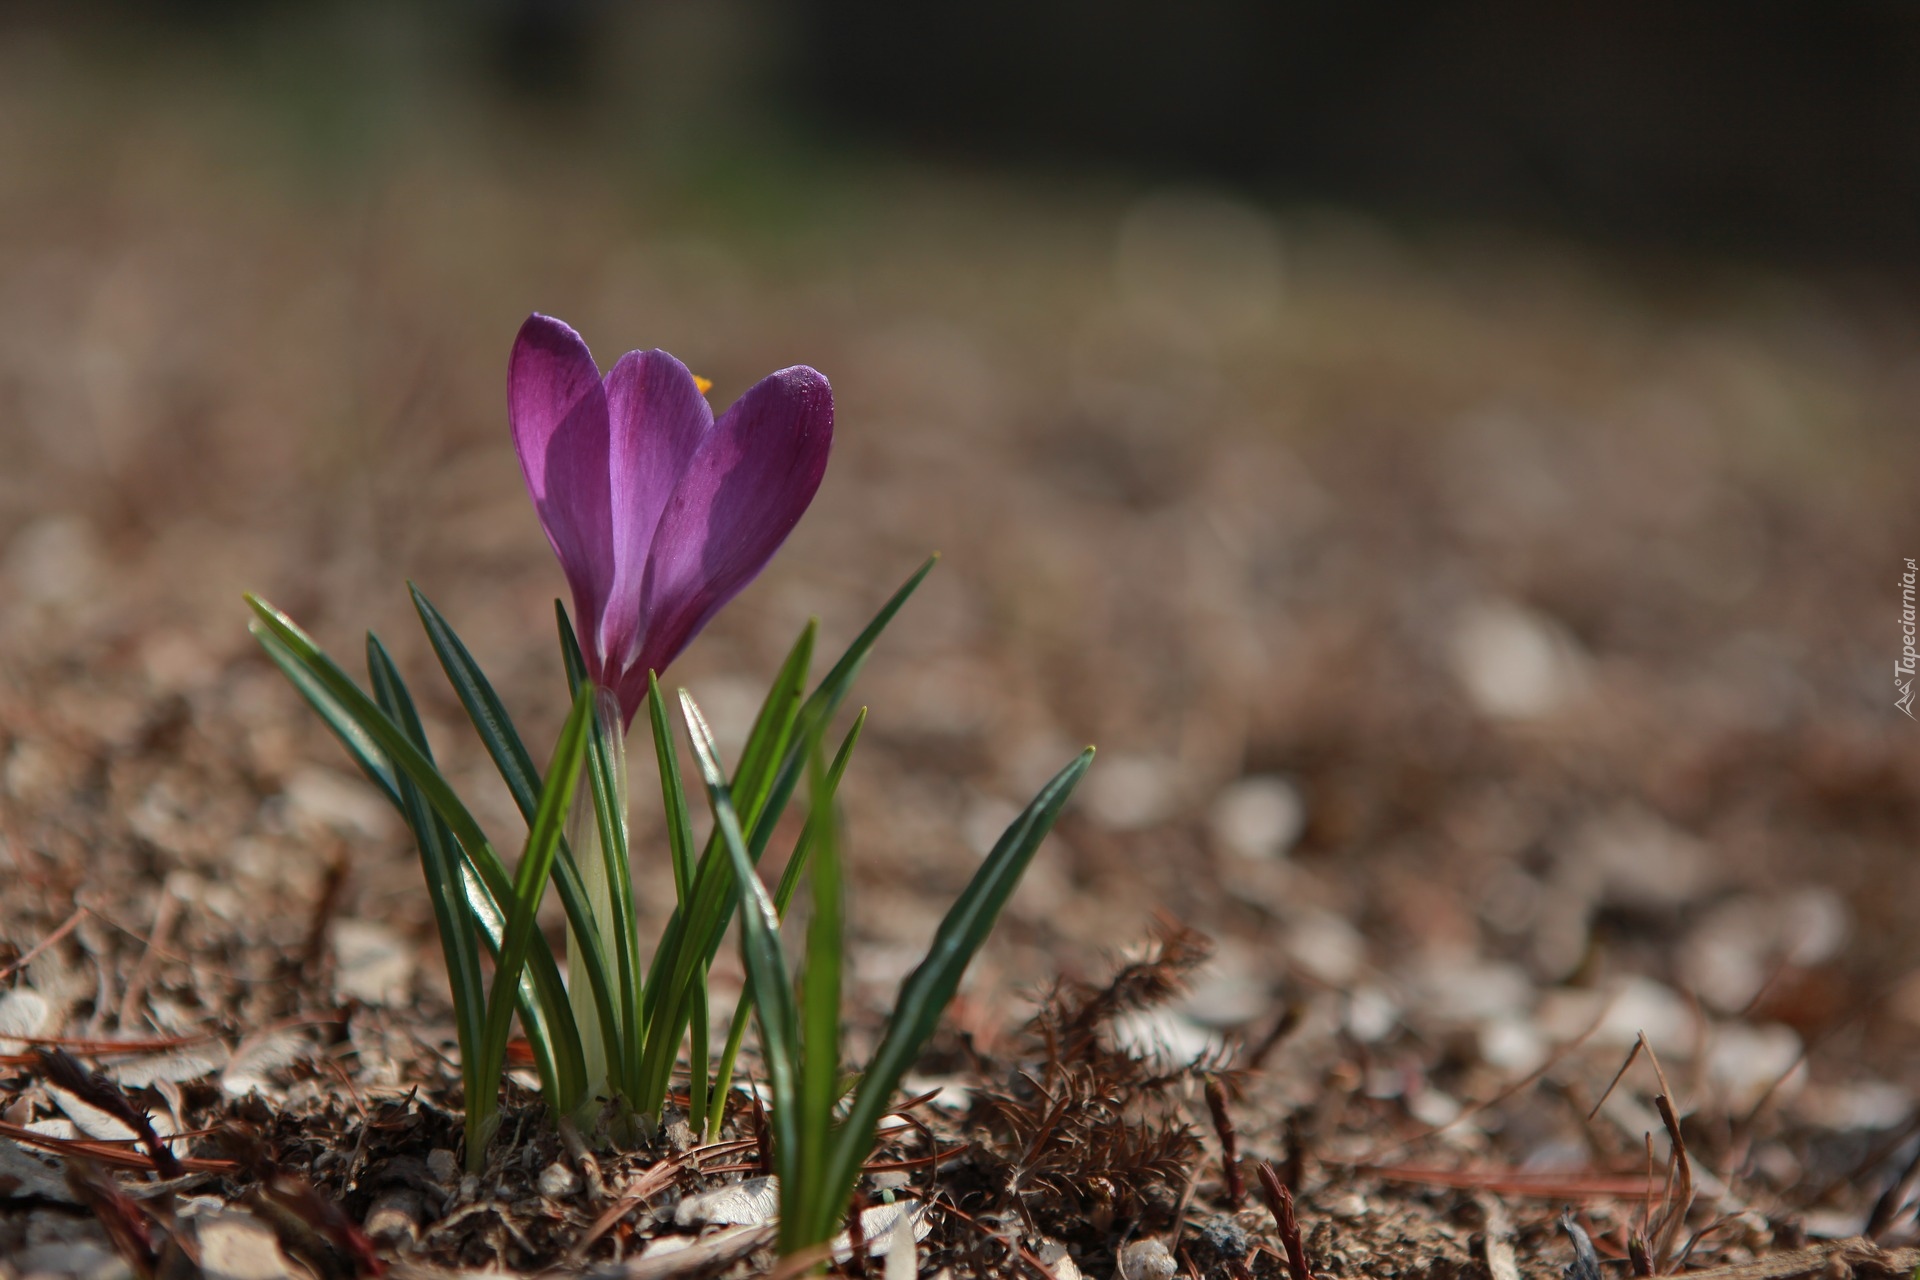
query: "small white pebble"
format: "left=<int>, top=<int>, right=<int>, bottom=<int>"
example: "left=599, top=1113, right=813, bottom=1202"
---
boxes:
left=1345, top=986, right=1400, bottom=1043
left=1478, top=1017, right=1546, bottom=1073
left=1117, top=1237, right=1177, bottom=1280
left=1407, top=1089, right=1462, bottom=1129
left=1449, top=600, right=1586, bottom=720
left=1325, top=1191, right=1370, bottom=1220
left=1208, top=775, right=1306, bottom=861
left=331, top=920, right=415, bottom=1007
left=1284, top=910, right=1367, bottom=985
left=0, top=987, right=51, bottom=1053
left=537, top=1161, right=579, bottom=1199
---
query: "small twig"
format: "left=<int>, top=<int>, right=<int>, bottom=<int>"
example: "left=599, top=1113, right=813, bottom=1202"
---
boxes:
left=1204, top=1076, right=1246, bottom=1209
left=0, top=1031, right=217, bottom=1055
left=1587, top=1034, right=1647, bottom=1122
left=1864, top=1139, right=1920, bottom=1241
left=1365, top=994, right=1612, bottom=1163
left=297, top=853, right=351, bottom=982
left=1353, top=1163, right=1652, bottom=1198
left=557, top=1116, right=609, bottom=1203
left=36, top=1047, right=182, bottom=1177
left=1637, top=1129, right=1658, bottom=1237
left=1650, top=1092, right=1694, bottom=1274
left=1282, top=1112, right=1306, bottom=1197
left=1665, top=1240, right=1920, bottom=1280
left=0, top=904, right=86, bottom=982
left=845, top=1188, right=872, bottom=1277
left=1678, top=1213, right=1744, bottom=1271
left=0, top=1116, right=234, bottom=1173
left=1241, top=1002, right=1302, bottom=1071
left=701, top=1141, right=967, bottom=1176
left=568, top=1141, right=760, bottom=1263
left=65, top=1158, right=162, bottom=1274
left=118, top=882, right=182, bottom=1031
left=1254, top=1161, right=1310, bottom=1280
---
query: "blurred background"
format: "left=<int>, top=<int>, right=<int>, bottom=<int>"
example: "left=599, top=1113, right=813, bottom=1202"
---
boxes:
left=5, top=0, right=1920, bottom=1184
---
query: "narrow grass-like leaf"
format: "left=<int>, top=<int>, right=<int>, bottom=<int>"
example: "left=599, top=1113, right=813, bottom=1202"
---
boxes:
left=818, top=747, right=1094, bottom=1222
left=411, top=585, right=625, bottom=1082
left=795, top=555, right=935, bottom=733
left=364, top=636, right=580, bottom=1122
left=252, top=629, right=398, bottom=807
left=680, top=690, right=800, bottom=1200
left=646, top=674, right=697, bottom=905
left=556, top=600, right=590, bottom=694
left=687, top=982, right=710, bottom=1137
left=730, top=622, right=817, bottom=838
left=409, top=585, right=536, bottom=803
left=638, top=624, right=811, bottom=1019
left=474, top=684, right=594, bottom=1168
left=632, top=559, right=933, bottom=1118
left=585, top=691, right=641, bottom=1097
left=737, top=555, right=938, bottom=878
left=632, top=623, right=815, bottom=1116
left=646, top=671, right=710, bottom=1129
left=246, top=597, right=586, bottom=1109
left=708, top=709, right=867, bottom=1141
left=360, top=640, right=485, bottom=1117
left=795, top=741, right=844, bottom=1246
left=770, top=710, right=866, bottom=919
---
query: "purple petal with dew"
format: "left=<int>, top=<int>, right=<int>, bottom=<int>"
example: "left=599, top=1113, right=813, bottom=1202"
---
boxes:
left=615, top=366, right=833, bottom=719
left=600, top=348, right=715, bottom=679
left=509, top=314, right=617, bottom=683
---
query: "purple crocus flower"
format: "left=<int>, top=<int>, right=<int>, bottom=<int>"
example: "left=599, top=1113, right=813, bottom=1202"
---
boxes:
left=510, top=314, right=832, bottom=726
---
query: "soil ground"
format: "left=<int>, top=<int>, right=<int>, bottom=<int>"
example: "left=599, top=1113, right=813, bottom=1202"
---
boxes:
left=4, top=25, right=1920, bottom=1280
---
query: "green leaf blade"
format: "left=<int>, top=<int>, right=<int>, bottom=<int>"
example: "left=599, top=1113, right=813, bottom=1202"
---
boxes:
left=821, top=747, right=1094, bottom=1210
left=647, top=673, right=698, bottom=907
left=248, top=597, right=585, bottom=1117
left=414, top=585, right=625, bottom=1080
left=680, top=691, right=801, bottom=1214
left=632, top=559, right=933, bottom=1119
left=708, top=707, right=868, bottom=1141
left=795, top=740, right=844, bottom=1245
left=363, top=638, right=486, bottom=1096
left=475, top=684, right=595, bottom=1164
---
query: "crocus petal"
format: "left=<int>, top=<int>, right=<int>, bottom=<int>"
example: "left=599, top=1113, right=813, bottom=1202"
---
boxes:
left=617, top=366, right=833, bottom=715
left=509, top=314, right=617, bottom=683
left=600, top=349, right=715, bottom=677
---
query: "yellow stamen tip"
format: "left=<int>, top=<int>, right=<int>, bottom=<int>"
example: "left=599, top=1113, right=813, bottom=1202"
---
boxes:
left=693, top=375, right=713, bottom=395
